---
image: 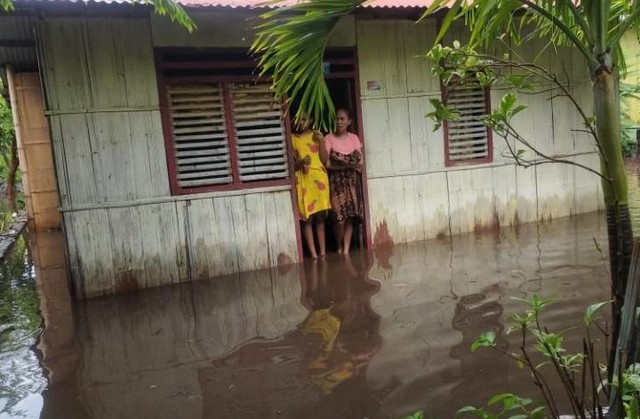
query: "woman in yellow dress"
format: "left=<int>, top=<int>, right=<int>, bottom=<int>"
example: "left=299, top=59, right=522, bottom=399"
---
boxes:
left=292, top=117, right=332, bottom=259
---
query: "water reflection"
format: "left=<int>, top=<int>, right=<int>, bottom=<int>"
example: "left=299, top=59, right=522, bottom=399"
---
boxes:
left=0, top=203, right=621, bottom=418
left=24, top=212, right=611, bottom=418
left=0, top=236, right=45, bottom=418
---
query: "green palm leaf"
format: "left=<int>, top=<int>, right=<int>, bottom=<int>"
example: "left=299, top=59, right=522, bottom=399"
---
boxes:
left=252, top=0, right=364, bottom=130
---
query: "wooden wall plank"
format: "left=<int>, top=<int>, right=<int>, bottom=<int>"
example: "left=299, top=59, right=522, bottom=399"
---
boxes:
left=536, top=159, right=575, bottom=220
left=573, top=153, right=603, bottom=214
left=357, top=20, right=408, bottom=99
left=515, top=165, right=539, bottom=224
left=85, top=22, right=128, bottom=109
left=402, top=20, right=440, bottom=94
left=211, top=197, right=241, bottom=276
left=264, top=191, right=298, bottom=266
left=387, top=97, right=414, bottom=173
left=63, top=212, right=84, bottom=298
left=92, top=113, right=134, bottom=202
left=186, top=199, right=218, bottom=280
left=244, top=193, right=270, bottom=270
left=108, top=207, right=146, bottom=291
left=492, top=165, right=518, bottom=227
left=228, top=195, right=253, bottom=272
left=54, top=115, right=100, bottom=205
left=408, top=96, right=444, bottom=171
left=128, top=112, right=171, bottom=198
left=38, top=21, right=91, bottom=111
left=447, top=167, right=496, bottom=236
left=70, top=209, right=115, bottom=297
left=113, top=21, right=159, bottom=108
left=361, top=100, right=393, bottom=176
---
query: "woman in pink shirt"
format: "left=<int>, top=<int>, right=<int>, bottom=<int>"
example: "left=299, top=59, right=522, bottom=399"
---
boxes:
left=324, top=108, right=364, bottom=254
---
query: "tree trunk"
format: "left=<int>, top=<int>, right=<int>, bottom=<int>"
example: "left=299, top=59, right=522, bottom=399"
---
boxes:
left=6, top=134, right=18, bottom=212
left=594, top=70, right=634, bottom=372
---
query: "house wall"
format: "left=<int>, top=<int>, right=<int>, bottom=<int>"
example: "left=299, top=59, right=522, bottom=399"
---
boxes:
left=37, top=17, right=299, bottom=298
left=356, top=19, right=602, bottom=244
left=37, top=12, right=603, bottom=297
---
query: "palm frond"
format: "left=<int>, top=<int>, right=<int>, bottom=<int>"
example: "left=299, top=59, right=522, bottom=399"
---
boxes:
left=138, top=0, right=196, bottom=31
left=422, top=0, right=599, bottom=69
left=252, top=0, right=363, bottom=130
left=0, top=0, right=14, bottom=11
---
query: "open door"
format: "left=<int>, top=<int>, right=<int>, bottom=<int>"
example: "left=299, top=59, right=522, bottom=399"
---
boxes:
left=296, top=48, right=372, bottom=258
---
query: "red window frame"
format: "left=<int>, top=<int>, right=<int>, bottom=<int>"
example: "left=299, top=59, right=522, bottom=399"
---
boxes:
left=441, top=79, right=494, bottom=168
left=155, top=50, right=294, bottom=195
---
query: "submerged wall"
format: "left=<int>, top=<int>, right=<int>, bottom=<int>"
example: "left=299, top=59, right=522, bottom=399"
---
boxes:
left=356, top=19, right=602, bottom=245
left=37, top=18, right=299, bottom=298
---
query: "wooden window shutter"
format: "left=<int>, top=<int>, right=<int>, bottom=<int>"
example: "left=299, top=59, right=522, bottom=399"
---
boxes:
left=230, top=82, right=289, bottom=182
left=444, top=77, right=492, bottom=166
left=166, top=83, right=232, bottom=188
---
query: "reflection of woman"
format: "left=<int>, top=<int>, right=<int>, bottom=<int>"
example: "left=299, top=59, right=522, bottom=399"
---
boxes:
left=324, top=108, right=364, bottom=255
left=292, top=116, right=331, bottom=259
left=301, top=256, right=381, bottom=397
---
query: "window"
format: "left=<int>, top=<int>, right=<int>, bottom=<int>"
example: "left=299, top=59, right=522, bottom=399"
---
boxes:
left=442, top=76, right=493, bottom=166
left=157, top=50, right=290, bottom=194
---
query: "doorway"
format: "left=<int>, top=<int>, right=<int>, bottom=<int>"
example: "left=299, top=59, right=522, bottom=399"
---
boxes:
left=297, top=49, right=370, bottom=258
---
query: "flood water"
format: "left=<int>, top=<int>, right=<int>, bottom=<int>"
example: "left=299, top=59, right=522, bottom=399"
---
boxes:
left=7, top=162, right=640, bottom=418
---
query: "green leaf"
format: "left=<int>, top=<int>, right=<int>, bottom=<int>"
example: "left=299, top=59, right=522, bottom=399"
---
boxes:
left=457, top=405, right=480, bottom=415
left=487, top=393, right=515, bottom=406
left=530, top=406, right=546, bottom=419
left=401, top=410, right=424, bottom=419
left=471, top=331, right=496, bottom=352
left=0, top=0, right=14, bottom=11
left=584, top=301, right=611, bottom=326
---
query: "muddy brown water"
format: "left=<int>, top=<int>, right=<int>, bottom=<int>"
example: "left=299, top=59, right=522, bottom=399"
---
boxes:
left=8, top=162, right=640, bottom=418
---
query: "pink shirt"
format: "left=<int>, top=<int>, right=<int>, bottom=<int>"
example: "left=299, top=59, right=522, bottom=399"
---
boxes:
left=325, top=132, right=362, bottom=155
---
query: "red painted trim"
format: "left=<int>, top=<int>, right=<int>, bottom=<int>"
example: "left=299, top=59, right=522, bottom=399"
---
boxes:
left=164, top=75, right=271, bottom=84
left=351, top=48, right=373, bottom=250
left=484, top=85, right=494, bottom=163
left=442, top=79, right=494, bottom=168
left=282, top=102, right=304, bottom=262
left=161, top=60, right=258, bottom=70
left=174, top=178, right=291, bottom=196
left=155, top=51, right=182, bottom=196
left=324, top=72, right=357, bottom=80
left=222, top=83, right=241, bottom=188
left=324, top=58, right=355, bottom=66
left=156, top=46, right=256, bottom=55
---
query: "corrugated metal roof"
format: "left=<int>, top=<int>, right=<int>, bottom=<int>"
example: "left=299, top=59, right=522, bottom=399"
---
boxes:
left=0, top=16, right=37, bottom=69
left=176, top=0, right=430, bottom=7
left=11, top=0, right=431, bottom=9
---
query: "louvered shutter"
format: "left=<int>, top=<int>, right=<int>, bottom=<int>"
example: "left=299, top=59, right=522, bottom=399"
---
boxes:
left=167, top=84, right=232, bottom=188
left=230, top=82, right=289, bottom=182
left=445, top=79, right=491, bottom=164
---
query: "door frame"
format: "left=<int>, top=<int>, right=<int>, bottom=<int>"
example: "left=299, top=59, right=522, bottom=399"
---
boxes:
left=291, top=47, right=372, bottom=259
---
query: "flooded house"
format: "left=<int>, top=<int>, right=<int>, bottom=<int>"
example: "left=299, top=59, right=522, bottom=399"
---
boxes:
left=0, top=0, right=602, bottom=298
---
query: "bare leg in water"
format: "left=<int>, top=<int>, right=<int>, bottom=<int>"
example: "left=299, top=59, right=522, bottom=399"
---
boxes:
left=303, top=221, right=318, bottom=259
left=316, top=219, right=326, bottom=257
left=335, top=221, right=345, bottom=254
left=343, top=219, right=353, bottom=255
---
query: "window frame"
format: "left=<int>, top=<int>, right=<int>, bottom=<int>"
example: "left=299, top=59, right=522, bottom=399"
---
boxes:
left=155, top=51, right=295, bottom=196
left=441, top=77, right=494, bottom=168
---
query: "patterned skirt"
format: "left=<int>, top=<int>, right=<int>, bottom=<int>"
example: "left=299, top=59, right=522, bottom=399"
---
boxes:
left=328, top=150, right=363, bottom=222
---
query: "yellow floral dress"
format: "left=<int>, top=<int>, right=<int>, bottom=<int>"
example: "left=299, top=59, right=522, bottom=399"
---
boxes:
left=292, top=131, right=331, bottom=220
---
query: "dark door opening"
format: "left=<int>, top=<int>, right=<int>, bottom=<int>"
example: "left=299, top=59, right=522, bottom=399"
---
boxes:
left=291, top=48, right=370, bottom=259
left=298, top=75, right=368, bottom=258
